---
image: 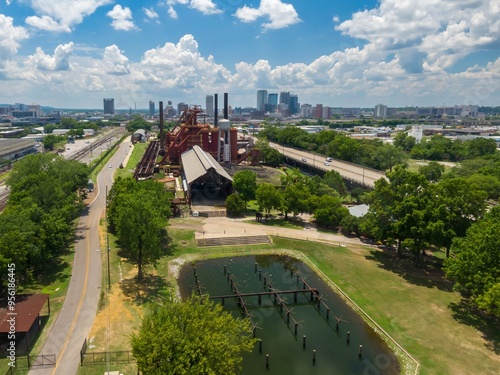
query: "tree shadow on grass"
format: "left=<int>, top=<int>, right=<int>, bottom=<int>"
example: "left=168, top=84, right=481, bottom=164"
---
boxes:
left=120, top=274, right=171, bottom=305
left=364, top=248, right=454, bottom=292
left=449, top=299, right=500, bottom=354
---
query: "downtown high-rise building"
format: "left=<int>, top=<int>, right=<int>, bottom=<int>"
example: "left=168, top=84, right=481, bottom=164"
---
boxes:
left=257, top=90, right=268, bottom=111
left=103, top=98, right=114, bottom=115
left=374, top=104, right=387, bottom=117
left=149, top=100, right=155, bottom=117
left=268, top=93, right=278, bottom=106
left=206, top=95, right=214, bottom=117
left=289, top=94, right=299, bottom=115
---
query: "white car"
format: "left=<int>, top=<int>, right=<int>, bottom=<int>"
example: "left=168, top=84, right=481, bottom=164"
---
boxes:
left=108, top=164, right=112, bottom=168
left=301, top=158, right=307, bottom=162
left=324, top=162, right=330, bottom=166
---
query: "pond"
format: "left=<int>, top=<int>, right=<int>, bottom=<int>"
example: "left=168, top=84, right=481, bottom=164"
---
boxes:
left=178, top=254, right=401, bottom=375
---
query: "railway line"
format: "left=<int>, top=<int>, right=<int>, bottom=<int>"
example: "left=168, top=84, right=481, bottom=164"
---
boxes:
left=0, top=127, right=126, bottom=212
left=133, top=139, right=160, bottom=179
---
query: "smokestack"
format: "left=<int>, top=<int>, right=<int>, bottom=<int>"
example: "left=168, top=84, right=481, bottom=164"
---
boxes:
left=214, top=93, right=218, bottom=127
left=159, top=101, right=165, bottom=154
left=224, top=92, right=228, bottom=120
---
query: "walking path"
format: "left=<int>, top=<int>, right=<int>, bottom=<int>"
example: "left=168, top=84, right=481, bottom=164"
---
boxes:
left=191, top=215, right=372, bottom=248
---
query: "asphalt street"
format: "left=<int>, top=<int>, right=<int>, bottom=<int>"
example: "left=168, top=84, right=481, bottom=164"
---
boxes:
left=30, top=139, right=132, bottom=375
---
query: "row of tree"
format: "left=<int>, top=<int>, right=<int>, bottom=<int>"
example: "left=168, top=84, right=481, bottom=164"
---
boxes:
left=107, top=177, right=173, bottom=280
left=0, top=154, right=89, bottom=292
left=226, top=168, right=353, bottom=228
left=259, top=125, right=498, bottom=171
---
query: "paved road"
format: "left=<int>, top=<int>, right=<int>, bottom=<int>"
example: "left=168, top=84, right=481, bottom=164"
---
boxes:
left=31, top=140, right=132, bottom=375
left=268, top=141, right=386, bottom=188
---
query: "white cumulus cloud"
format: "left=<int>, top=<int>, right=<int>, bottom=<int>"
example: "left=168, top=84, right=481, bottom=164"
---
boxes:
left=143, top=7, right=159, bottom=21
left=164, top=0, right=220, bottom=18
left=234, top=0, right=301, bottom=30
left=0, top=14, right=29, bottom=62
left=28, top=42, right=74, bottom=71
left=24, top=0, right=113, bottom=32
left=103, top=45, right=130, bottom=75
left=107, top=4, right=138, bottom=31
left=336, top=0, right=500, bottom=72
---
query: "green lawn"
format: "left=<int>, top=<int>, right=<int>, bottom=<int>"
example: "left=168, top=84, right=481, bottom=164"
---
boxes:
left=75, top=219, right=500, bottom=375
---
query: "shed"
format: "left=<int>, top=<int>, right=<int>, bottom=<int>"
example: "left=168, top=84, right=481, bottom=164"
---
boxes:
left=181, top=145, right=233, bottom=204
left=0, top=294, right=50, bottom=355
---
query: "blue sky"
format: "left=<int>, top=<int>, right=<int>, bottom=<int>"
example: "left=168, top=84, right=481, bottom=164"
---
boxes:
left=0, top=0, right=499, bottom=110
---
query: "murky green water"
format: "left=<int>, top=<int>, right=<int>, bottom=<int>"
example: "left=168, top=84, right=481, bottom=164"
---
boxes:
left=178, top=254, right=401, bottom=375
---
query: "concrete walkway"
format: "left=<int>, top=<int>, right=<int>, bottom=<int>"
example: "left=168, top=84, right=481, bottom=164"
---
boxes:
left=195, top=215, right=370, bottom=248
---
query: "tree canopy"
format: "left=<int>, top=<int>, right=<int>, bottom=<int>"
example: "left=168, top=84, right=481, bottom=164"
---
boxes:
left=0, top=154, right=89, bottom=292
left=232, top=170, right=257, bottom=206
left=131, top=295, right=257, bottom=374
left=108, top=177, right=172, bottom=280
left=444, top=207, right=500, bottom=316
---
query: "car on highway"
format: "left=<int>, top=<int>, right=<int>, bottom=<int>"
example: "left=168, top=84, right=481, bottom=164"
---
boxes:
left=301, top=158, right=307, bottom=162
left=324, top=162, right=330, bottom=166
left=326, top=157, right=332, bottom=162
left=108, top=164, right=112, bottom=168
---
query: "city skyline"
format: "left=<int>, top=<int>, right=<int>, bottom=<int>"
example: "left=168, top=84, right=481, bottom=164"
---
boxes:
left=0, top=1, right=499, bottom=109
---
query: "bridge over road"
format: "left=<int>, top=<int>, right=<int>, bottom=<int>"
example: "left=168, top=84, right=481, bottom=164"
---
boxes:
left=268, top=141, right=387, bottom=188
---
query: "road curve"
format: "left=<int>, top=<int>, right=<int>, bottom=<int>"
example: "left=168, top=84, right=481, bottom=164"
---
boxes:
left=30, top=139, right=132, bottom=375
left=268, top=141, right=386, bottom=188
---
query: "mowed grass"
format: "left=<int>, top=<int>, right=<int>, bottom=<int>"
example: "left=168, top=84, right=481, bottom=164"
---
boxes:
left=82, top=219, right=500, bottom=375
left=114, top=142, right=148, bottom=180
left=270, top=237, right=499, bottom=375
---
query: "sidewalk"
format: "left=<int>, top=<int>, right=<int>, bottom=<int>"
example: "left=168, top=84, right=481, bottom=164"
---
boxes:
left=195, top=215, right=368, bottom=247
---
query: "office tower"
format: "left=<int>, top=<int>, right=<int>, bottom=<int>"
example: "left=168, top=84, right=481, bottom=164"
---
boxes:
left=177, top=102, right=188, bottom=115
left=268, top=93, right=278, bottom=105
left=289, top=95, right=299, bottom=115
left=103, top=98, right=115, bottom=115
left=279, top=92, right=290, bottom=106
left=149, top=100, right=155, bottom=117
left=206, top=95, right=214, bottom=117
left=374, top=104, right=387, bottom=117
left=313, top=104, right=323, bottom=119
left=257, top=90, right=268, bottom=111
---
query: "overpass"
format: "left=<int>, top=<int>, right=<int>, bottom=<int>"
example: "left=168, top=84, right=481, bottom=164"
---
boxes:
left=268, top=141, right=386, bottom=188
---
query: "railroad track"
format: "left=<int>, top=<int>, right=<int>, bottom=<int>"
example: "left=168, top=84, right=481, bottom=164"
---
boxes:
left=133, top=140, right=159, bottom=179
left=68, top=127, right=125, bottom=162
left=0, top=190, right=9, bottom=211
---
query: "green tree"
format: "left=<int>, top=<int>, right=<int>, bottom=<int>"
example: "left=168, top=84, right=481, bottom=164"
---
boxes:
left=373, top=144, right=408, bottom=172
left=232, top=170, right=257, bottom=206
left=444, top=207, right=500, bottom=316
left=427, top=178, right=486, bottom=257
left=132, top=295, right=257, bottom=375
left=225, top=193, right=246, bottom=217
left=255, top=183, right=282, bottom=214
left=42, top=134, right=64, bottom=151
left=418, top=161, right=445, bottom=182
left=109, top=179, right=172, bottom=280
left=323, top=170, right=347, bottom=196
left=393, top=132, right=416, bottom=152
left=313, top=195, right=348, bottom=227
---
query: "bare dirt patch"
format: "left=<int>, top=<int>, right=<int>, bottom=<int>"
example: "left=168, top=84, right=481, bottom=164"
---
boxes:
left=224, top=164, right=285, bottom=185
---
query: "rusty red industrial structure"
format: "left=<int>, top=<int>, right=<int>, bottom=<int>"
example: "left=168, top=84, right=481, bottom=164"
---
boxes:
left=134, top=93, right=251, bottom=180
left=158, top=106, right=238, bottom=165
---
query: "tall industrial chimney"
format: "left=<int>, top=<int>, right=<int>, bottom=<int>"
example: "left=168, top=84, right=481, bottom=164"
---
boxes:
left=223, top=92, right=228, bottom=120
left=214, top=93, right=218, bottom=127
left=159, top=101, right=165, bottom=155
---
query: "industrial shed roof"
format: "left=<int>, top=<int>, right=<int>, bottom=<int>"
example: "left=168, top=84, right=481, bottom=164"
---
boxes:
left=181, top=145, right=233, bottom=185
left=0, top=294, right=49, bottom=333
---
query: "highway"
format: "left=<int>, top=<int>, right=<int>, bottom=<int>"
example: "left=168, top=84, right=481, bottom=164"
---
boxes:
left=268, top=141, right=387, bottom=188
left=30, top=138, right=132, bottom=375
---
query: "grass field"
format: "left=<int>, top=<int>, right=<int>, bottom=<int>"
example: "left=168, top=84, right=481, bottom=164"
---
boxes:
left=80, top=217, right=500, bottom=375
left=114, top=142, right=148, bottom=180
